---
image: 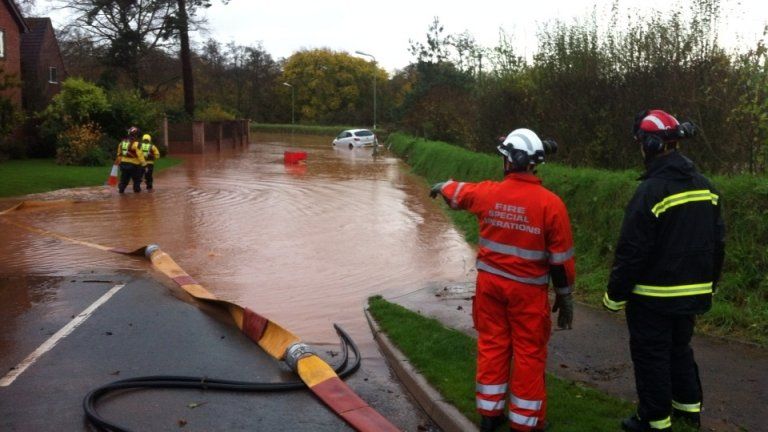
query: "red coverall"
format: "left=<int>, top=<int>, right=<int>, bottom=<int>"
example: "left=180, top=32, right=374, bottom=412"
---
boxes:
left=438, top=172, right=575, bottom=431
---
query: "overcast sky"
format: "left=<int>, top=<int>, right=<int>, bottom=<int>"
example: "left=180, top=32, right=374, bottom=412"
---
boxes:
left=45, top=0, right=768, bottom=73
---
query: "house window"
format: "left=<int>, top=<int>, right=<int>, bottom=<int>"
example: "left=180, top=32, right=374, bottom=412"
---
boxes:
left=49, top=67, right=58, bottom=84
left=0, top=29, right=5, bottom=59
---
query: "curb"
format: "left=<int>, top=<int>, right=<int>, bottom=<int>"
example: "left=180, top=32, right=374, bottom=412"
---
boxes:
left=364, top=309, right=478, bottom=432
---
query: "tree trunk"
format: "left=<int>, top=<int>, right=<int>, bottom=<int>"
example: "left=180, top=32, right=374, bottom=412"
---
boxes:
left=177, top=0, right=195, bottom=116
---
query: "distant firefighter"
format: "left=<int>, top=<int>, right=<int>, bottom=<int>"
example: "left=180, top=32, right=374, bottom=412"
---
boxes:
left=139, top=134, right=160, bottom=191
left=116, top=126, right=146, bottom=194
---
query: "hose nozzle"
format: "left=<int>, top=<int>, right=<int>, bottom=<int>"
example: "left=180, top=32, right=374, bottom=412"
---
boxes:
left=144, top=244, right=160, bottom=259
left=284, top=342, right=315, bottom=372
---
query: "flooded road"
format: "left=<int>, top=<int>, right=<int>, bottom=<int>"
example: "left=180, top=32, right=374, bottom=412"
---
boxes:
left=0, top=132, right=476, bottom=349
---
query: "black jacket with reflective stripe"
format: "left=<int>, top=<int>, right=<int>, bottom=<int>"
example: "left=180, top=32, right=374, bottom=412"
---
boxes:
left=608, top=151, right=726, bottom=314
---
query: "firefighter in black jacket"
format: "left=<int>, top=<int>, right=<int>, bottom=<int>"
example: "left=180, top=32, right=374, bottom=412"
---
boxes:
left=603, top=110, right=725, bottom=432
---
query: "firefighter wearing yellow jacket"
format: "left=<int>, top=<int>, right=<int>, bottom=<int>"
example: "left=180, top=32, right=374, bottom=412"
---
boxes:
left=139, top=134, right=160, bottom=191
left=116, top=126, right=146, bottom=193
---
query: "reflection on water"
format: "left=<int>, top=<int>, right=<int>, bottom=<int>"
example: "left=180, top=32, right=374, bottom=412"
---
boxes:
left=0, top=132, right=476, bottom=343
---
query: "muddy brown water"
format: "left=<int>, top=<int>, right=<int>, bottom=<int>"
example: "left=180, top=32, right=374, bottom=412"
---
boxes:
left=0, top=132, right=477, bottom=350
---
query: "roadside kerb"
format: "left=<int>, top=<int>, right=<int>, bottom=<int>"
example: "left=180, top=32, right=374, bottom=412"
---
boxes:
left=364, top=308, right=478, bottom=432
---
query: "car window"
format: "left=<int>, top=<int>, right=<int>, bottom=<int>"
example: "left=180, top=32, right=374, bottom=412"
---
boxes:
left=345, top=132, right=353, bottom=138
left=355, top=130, right=373, bottom=137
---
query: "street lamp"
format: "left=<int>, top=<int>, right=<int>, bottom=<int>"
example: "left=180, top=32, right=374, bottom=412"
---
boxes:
left=355, top=50, right=377, bottom=130
left=282, top=82, right=294, bottom=125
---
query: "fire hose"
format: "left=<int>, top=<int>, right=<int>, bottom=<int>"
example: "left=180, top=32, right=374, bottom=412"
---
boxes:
left=0, top=201, right=400, bottom=432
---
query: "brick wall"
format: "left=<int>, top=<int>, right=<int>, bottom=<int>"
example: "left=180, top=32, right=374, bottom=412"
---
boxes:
left=0, top=2, right=23, bottom=107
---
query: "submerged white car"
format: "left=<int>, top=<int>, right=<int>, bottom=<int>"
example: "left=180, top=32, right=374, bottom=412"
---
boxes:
left=332, top=129, right=378, bottom=149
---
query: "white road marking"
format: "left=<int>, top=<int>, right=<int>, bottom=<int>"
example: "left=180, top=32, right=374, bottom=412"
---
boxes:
left=0, top=283, right=126, bottom=387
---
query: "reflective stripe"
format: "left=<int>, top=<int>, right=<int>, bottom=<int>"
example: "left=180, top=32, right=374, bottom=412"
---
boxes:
left=549, top=247, right=574, bottom=264
left=509, top=394, right=542, bottom=411
left=451, top=182, right=465, bottom=209
left=645, top=114, right=669, bottom=130
left=509, top=412, right=538, bottom=427
left=633, top=282, right=713, bottom=297
left=476, top=260, right=549, bottom=285
left=649, top=416, right=672, bottom=429
left=476, top=397, right=505, bottom=411
left=651, top=190, right=719, bottom=217
left=672, top=400, right=701, bottom=412
left=479, top=237, right=547, bottom=261
left=476, top=382, right=508, bottom=395
left=603, top=292, right=626, bottom=310
left=555, top=285, right=572, bottom=295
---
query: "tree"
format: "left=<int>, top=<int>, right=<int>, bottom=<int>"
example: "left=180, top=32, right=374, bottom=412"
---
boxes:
left=281, top=49, right=387, bottom=125
left=61, top=0, right=176, bottom=91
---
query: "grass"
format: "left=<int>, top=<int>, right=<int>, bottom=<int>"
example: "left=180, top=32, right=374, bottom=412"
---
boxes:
left=251, top=122, right=389, bottom=137
left=387, top=132, right=768, bottom=346
left=368, top=296, right=698, bottom=432
left=0, top=158, right=183, bottom=198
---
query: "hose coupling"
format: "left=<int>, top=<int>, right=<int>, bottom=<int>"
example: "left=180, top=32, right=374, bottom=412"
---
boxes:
left=285, top=342, right=314, bottom=372
left=144, top=244, right=160, bottom=259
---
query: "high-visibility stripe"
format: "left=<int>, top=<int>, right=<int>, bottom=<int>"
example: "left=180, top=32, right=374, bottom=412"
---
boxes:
left=509, top=394, right=542, bottom=411
left=451, top=182, right=465, bottom=209
left=509, top=412, right=538, bottom=427
left=476, top=382, right=508, bottom=395
left=649, top=416, right=672, bottom=429
left=476, top=260, right=549, bottom=285
left=476, top=397, right=505, bottom=411
left=603, top=292, right=627, bottom=310
left=651, top=190, right=718, bottom=217
left=549, top=247, right=574, bottom=264
left=633, top=282, right=713, bottom=297
left=479, top=237, right=547, bottom=261
left=672, top=400, right=702, bottom=413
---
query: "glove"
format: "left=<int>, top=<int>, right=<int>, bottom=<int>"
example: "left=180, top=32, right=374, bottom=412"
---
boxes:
left=602, top=292, right=626, bottom=313
left=429, top=182, right=446, bottom=199
left=552, top=293, right=573, bottom=330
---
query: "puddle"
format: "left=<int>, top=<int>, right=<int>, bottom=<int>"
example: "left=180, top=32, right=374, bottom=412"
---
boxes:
left=0, top=132, right=477, bottom=346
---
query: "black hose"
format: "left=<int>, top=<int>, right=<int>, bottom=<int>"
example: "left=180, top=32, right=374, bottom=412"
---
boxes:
left=83, top=324, right=361, bottom=432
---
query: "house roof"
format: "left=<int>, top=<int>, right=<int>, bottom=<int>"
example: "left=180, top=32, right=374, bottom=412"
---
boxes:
left=3, top=0, right=30, bottom=33
left=20, top=17, right=49, bottom=66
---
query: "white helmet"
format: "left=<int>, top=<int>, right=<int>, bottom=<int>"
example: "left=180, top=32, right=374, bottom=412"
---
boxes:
left=497, top=128, right=545, bottom=167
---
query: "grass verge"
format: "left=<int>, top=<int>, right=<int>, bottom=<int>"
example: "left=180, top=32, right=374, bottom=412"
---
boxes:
left=251, top=122, right=389, bottom=138
left=0, top=158, right=183, bottom=198
left=368, top=296, right=698, bottom=431
left=386, top=132, right=768, bottom=347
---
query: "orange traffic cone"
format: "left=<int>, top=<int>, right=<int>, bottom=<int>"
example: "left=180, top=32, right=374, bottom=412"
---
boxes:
left=106, top=161, right=119, bottom=186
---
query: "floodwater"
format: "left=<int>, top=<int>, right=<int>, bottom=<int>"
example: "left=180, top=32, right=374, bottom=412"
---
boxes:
left=0, top=132, right=477, bottom=347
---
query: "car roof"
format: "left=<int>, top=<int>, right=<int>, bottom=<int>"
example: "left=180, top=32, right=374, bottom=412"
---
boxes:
left=341, top=129, right=373, bottom=133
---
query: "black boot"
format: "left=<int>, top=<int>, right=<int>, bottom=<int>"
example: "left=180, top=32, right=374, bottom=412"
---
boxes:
left=621, top=415, right=671, bottom=432
left=672, top=409, right=700, bottom=429
left=480, top=414, right=505, bottom=432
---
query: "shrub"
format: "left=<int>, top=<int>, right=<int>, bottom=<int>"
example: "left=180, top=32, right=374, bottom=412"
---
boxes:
left=196, top=103, right=237, bottom=121
left=104, top=89, right=161, bottom=140
left=38, top=78, right=109, bottom=157
left=55, top=123, right=107, bottom=166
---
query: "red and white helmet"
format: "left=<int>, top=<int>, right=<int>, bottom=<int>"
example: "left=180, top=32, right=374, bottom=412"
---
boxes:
left=635, top=110, right=680, bottom=136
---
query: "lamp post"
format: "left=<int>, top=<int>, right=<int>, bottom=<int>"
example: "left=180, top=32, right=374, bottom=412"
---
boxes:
left=282, top=82, right=294, bottom=125
left=354, top=50, right=376, bottom=130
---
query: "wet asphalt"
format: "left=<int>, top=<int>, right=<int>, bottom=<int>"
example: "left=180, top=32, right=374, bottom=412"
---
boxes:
left=0, top=273, right=435, bottom=431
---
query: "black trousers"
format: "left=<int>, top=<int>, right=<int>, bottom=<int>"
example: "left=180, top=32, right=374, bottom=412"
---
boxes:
left=626, top=301, right=702, bottom=422
left=143, top=164, right=154, bottom=189
left=119, top=163, right=143, bottom=193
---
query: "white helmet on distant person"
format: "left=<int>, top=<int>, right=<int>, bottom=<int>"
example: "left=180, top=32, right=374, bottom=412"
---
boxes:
left=497, top=128, right=557, bottom=170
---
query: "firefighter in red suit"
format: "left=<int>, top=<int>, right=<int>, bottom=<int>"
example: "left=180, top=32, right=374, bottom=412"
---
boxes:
left=430, top=128, right=575, bottom=432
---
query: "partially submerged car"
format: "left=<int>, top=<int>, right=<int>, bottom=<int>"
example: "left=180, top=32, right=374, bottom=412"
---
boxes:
left=332, top=129, right=378, bottom=149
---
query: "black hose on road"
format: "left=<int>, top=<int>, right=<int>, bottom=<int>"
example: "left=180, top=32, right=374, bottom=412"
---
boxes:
left=83, top=324, right=361, bottom=432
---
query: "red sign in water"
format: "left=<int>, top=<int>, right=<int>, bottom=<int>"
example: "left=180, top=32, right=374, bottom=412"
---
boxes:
left=283, top=151, right=307, bottom=164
